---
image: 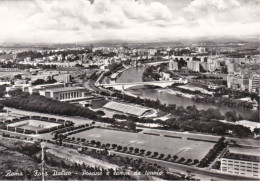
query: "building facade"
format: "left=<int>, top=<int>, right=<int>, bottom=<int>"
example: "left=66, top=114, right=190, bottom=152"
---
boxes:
left=53, top=74, right=71, bottom=83
left=39, top=87, right=88, bottom=101
left=187, top=61, right=200, bottom=72
left=249, top=74, right=260, bottom=92
left=227, top=73, right=249, bottom=91
left=220, top=147, right=260, bottom=178
left=169, top=59, right=178, bottom=70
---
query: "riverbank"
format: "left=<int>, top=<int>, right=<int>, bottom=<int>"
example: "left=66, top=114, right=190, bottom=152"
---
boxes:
left=157, top=88, right=195, bottom=99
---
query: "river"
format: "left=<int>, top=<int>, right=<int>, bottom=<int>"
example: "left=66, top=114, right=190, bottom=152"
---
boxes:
left=116, top=67, right=254, bottom=119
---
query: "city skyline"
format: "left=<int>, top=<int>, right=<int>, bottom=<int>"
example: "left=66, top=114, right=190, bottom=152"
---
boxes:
left=0, top=0, right=259, bottom=44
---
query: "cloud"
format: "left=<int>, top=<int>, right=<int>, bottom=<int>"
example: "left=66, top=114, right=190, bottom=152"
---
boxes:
left=0, top=0, right=259, bottom=44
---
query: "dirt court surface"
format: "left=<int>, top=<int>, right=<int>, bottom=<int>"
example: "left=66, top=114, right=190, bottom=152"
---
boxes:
left=69, top=128, right=215, bottom=160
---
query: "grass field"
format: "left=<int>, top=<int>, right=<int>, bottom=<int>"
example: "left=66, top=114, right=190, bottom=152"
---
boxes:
left=69, top=128, right=215, bottom=160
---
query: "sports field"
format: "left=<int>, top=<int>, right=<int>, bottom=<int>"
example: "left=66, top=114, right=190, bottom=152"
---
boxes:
left=69, top=128, right=215, bottom=160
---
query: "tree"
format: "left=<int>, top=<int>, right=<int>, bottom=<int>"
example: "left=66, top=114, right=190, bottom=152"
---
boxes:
left=153, top=152, right=159, bottom=157
left=173, top=155, right=178, bottom=160
left=146, top=151, right=151, bottom=156
left=253, top=128, right=260, bottom=135
left=159, top=154, right=164, bottom=159
left=134, top=148, right=139, bottom=154
left=123, top=147, right=128, bottom=152
left=193, top=159, right=199, bottom=164
left=126, top=121, right=136, bottom=131
left=225, top=111, right=237, bottom=122
left=112, top=144, right=117, bottom=149
left=129, top=147, right=134, bottom=152
left=14, top=74, right=22, bottom=80
left=140, top=149, right=145, bottom=154
left=96, top=141, right=101, bottom=147
left=179, top=157, right=185, bottom=162
left=96, top=110, right=105, bottom=116
left=32, top=79, right=46, bottom=85
left=117, top=145, right=122, bottom=151
left=186, top=159, right=192, bottom=163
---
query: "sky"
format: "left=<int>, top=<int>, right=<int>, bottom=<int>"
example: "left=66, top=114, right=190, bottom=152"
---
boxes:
left=0, top=0, right=259, bottom=44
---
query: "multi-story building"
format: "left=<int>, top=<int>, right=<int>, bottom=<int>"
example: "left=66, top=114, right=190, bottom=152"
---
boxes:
left=169, top=59, right=178, bottom=71
left=220, top=147, right=260, bottom=178
left=227, top=63, right=235, bottom=73
left=227, top=73, right=249, bottom=91
left=249, top=74, right=260, bottom=92
left=39, top=87, right=88, bottom=101
left=53, top=74, right=71, bottom=83
left=187, top=60, right=200, bottom=72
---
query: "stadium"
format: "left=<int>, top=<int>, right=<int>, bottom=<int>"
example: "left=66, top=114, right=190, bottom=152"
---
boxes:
left=103, top=101, right=153, bottom=117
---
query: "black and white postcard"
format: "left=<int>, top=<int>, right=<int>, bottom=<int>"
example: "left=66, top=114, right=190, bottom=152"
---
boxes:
left=0, top=0, right=259, bottom=180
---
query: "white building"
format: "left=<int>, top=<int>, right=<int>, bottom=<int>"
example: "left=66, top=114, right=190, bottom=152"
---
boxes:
left=220, top=147, right=260, bottom=178
left=39, top=87, right=88, bottom=101
left=169, top=59, right=178, bottom=71
left=249, top=74, right=260, bottom=92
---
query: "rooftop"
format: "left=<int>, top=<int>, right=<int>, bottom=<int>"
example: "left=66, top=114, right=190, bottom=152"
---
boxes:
left=103, top=101, right=150, bottom=116
left=45, top=87, right=86, bottom=93
left=222, top=147, right=260, bottom=163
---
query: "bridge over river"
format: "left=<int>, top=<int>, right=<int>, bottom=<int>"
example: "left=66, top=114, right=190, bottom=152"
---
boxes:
left=99, top=79, right=188, bottom=90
